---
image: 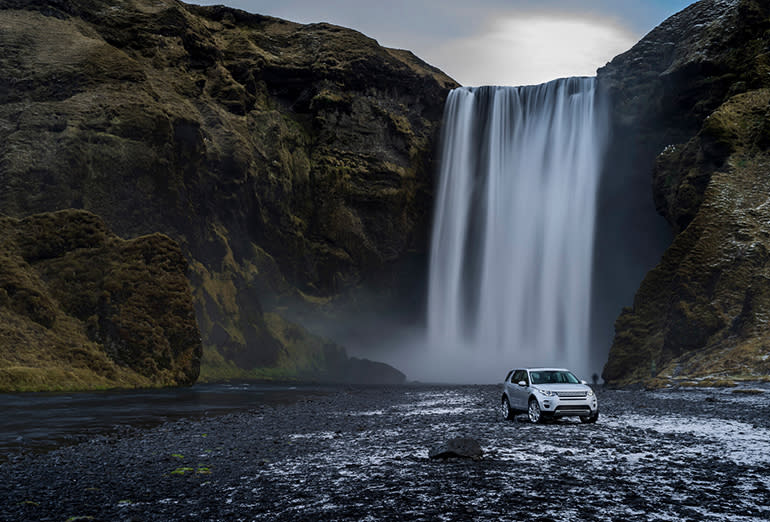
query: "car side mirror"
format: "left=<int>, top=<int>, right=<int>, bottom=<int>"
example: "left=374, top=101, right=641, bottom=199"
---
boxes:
left=518, top=381, right=527, bottom=387
left=580, top=380, right=588, bottom=385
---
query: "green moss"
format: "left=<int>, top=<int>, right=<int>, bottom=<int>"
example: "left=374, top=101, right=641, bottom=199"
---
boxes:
left=310, top=89, right=348, bottom=110
left=643, top=378, right=671, bottom=390
left=694, top=378, right=737, bottom=388
left=388, top=113, right=414, bottom=138
left=0, top=210, right=201, bottom=392
left=198, top=347, right=238, bottom=382
left=199, top=311, right=352, bottom=382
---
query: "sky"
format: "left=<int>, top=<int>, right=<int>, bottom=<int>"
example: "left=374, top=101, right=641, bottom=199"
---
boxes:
left=195, top=0, right=696, bottom=86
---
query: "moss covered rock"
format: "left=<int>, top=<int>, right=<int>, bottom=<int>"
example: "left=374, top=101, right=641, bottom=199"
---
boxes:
left=599, top=0, right=770, bottom=386
left=0, top=209, right=201, bottom=391
left=0, top=0, right=454, bottom=383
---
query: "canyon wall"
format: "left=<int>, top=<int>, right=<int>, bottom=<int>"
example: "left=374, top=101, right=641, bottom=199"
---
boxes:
left=0, top=0, right=455, bottom=385
left=598, top=0, right=770, bottom=385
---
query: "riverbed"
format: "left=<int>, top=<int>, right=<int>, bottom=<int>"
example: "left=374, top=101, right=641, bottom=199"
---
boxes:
left=2, top=384, right=770, bottom=521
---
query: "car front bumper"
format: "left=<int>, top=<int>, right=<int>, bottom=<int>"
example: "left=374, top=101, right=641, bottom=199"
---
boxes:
left=538, top=395, right=598, bottom=417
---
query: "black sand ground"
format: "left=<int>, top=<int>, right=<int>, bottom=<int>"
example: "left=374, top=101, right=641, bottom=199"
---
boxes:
left=2, top=384, right=770, bottom=521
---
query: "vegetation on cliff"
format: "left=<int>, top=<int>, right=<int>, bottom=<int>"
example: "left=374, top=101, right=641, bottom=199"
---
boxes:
left=0, top=210, right=201, bottom=391
left=599, top=0, right=770, bottom=386
left=0, top=0, right=456, bottom=386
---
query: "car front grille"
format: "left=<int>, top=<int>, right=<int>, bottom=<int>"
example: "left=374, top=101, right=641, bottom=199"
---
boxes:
left=556, top=391, right=587, bottom=399
left=555, top=405, right=591, bottom=415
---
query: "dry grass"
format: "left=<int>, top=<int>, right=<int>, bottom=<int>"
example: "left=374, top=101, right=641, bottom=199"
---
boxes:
left=0, top=210, right=201, bottom=391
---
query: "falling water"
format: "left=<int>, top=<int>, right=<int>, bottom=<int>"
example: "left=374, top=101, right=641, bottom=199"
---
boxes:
left=427, top=77, right=608, bottom=381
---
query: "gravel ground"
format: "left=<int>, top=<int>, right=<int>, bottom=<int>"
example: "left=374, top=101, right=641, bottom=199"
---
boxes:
left=2, top=384, right=770, bottom=521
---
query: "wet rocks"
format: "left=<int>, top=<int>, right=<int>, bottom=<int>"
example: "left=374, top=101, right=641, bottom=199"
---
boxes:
left=428, top=437, right=483, bottom=460
left=3, top=385, right=770, bottom=521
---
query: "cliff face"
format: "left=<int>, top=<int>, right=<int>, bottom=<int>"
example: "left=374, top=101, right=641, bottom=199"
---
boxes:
left=0, top=0, right=455, bottom=383
left=0, top=210, right=201, bottom=391
left=598, top=0, right=770, bottom=385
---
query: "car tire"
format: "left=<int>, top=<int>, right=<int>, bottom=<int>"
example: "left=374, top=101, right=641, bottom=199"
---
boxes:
left=527, top=398, right=542, bottom=424
left=501, top=397, right=514, bottom=421
left=580, top=411, right=599, bottom=424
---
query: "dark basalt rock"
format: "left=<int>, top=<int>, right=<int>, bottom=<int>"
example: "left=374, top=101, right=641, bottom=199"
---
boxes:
left=598, top=0, right=770, bottom=386
left=429, top=437, right=483, bottom=460
left=0, top=0, right=457, bottom=384
left=328, top=357, right=406, bottom=385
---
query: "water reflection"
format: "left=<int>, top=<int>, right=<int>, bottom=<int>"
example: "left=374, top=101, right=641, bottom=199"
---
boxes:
left=0, top=382, right=329, bottom=457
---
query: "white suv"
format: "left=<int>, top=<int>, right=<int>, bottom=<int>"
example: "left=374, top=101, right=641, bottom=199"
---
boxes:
left=500, top=368, right=598, bottom=424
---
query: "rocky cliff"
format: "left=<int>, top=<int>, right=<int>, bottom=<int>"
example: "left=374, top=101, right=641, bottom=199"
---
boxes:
left=0, top=209, right=201, bottom=391
left=0, top=0, right=454, bottom=385
left=599, top=0, right=770, bottom=386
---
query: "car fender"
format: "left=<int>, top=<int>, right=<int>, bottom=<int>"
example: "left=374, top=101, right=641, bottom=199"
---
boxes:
left=527, top=393, right=542, bottom=408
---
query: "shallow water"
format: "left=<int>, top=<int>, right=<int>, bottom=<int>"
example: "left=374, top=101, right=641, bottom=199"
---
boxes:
left=0, top=382, right=330, bottom=456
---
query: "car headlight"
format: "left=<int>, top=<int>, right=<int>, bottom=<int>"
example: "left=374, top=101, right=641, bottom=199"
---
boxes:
left=536, top=388, right=556, bottom=397
left=586, top=388, right=594, bottom=397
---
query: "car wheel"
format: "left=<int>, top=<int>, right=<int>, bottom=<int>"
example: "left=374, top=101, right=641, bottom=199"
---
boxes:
left=580, top=411, right=599, bottom=424
left=527, top=398, right=542, bottom=424
left=501, top=397, right=514, bottom=421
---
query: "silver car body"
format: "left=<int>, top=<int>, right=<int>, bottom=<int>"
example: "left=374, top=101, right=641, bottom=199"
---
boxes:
left=501, top=367, right=598, bottom=423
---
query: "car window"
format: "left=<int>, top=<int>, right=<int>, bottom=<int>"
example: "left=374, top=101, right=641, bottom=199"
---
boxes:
left=530, top=371, right=580, bottom=384
left=513, top=370, right=528, bottom=385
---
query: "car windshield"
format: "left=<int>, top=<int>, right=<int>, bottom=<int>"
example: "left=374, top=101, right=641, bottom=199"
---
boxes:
left=529, top=370, right=580, bottom=385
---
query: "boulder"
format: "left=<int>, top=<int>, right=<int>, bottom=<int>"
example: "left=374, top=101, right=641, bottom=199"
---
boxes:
left=429, top=438, right=483, bottom=460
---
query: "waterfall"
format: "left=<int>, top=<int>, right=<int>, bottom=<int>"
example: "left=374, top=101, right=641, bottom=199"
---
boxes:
left=426, top=77, right=608, bottom=382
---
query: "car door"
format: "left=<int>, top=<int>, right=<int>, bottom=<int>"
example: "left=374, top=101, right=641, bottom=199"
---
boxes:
left=510, top=370, right=529, bottom=410
left=503, top=370, right=514, bottom=405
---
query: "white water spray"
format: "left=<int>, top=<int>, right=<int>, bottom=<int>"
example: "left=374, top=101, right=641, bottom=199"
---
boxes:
left=426, top=77, right=608, bottom=382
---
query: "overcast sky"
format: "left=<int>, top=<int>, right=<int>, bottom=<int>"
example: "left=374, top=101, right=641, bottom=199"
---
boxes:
left=194, top=0, right=695, bottom=86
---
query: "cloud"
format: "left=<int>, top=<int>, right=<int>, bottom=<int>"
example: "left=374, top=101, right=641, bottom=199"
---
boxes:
left=196, top=1, right=679, bottom=87
left=424, top=11, right=637, bottom=86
